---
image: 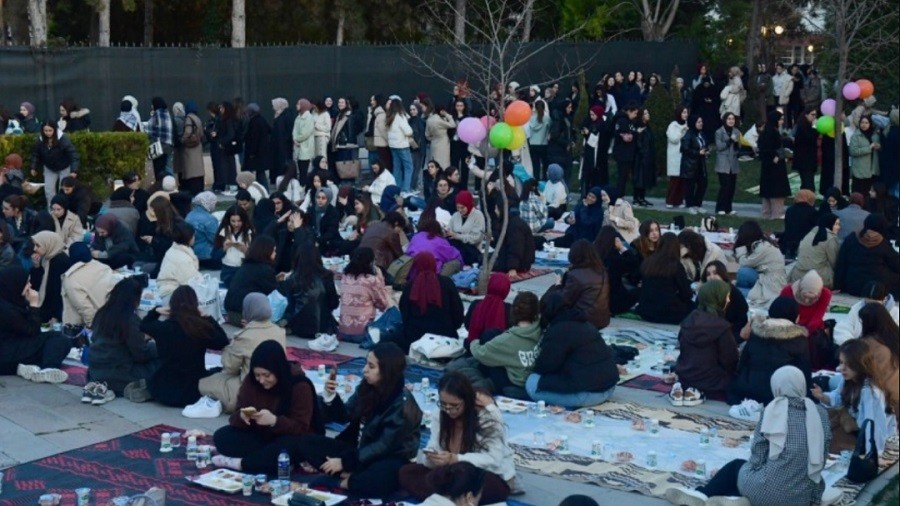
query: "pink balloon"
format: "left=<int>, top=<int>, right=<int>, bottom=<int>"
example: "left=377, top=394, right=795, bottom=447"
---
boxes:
left=842, top=82, right=861, bottom=101
left=479, top=115, right=497, bottom=130
left=820, top=99, right=836, bottom=117
left=457, top=117, right=487, bottom=144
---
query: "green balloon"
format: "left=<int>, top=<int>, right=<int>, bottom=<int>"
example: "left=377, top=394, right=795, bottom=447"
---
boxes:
left=815, top=116, right=835, bottom=135
left=489, top=122, right=514, bottom=149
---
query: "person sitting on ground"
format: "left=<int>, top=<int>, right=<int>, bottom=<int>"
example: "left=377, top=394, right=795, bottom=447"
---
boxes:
left=412, top=461, right=490, bottom=506
left=398, top=252, right=465, bottom=353
left=338, top=247, right=393, bottom=343
left=86, top=278, right=159, bottom=400
left=90, top=214, right=139, bottom=269
left=362, top=160, right=396, bottom=207
left=734, top=220, right=787, bottom=307
left=789, top=213, right=840, bottom=288
left=781, top=189, right=819, bottom=259
left=701, top=260, right=748, bottom=342
left=406, top=218, right=464, bottom=278
left=858, top=303, right=900, bottom=419
left=50, top=194, right=84, bottom=247
left=60, top=176, right=92, bottom=229
left=594, top=225, right=640, bottom=314
left=0, top=225, right=15, bottom=268
left=236, top=171, right=269, bottom=204
left=61, top=242, right=116, bottom=329
left=542, top=163, right=568, bottom=220
left=399, top=372, right=515, bottom=503
left=559, top=239, right=610, bottom=329
left=137, top=195, right=181, bottom=275
left=139, top=285, right=229, bottom=408
left=359, top=211, right=405, bottom=273
left=630, top=218, right=661, bottom=262
left=600, top=185, right=639, bottom=244
left=464, top=273, right=511, bottom=346
left=675, top=280, right=739, bottom=399
left=519, top=178, right=553, bottom=234
left=780, top=269, right=831, bottom=338
left=223, top=236, right=278, bottom=326
left=290, top=342, right=422, bottom=497
left=185, top=191, right=220, bottom=269
left=29, top=231, right=71, bottom=324
left=200, top=293, right=286, bottom=413
left=558, top=496, right=600, bottom=506
left=834, top=281, right=900, bottom=345
left=490, top=204, right=536, bottom=277
left=215, top=205, right=254, bottom=288
left=3, top=194, right=38, bottom=253
left=834, top=213, right=900, bottom=298
left=728, top=296, right=811, bottom=405
left=212, top=340, right=323, bottom=474
left=526, top=289, right=619, bottom=408
left=470, top=292, right=541, bottom=396
left=554, top=186, right=604, bottom=247
left=104, top=187, right=140, bottom=236
left=278, top=246, right=339, bottom=339
left=155, top=221, right=200, bottom=300
left=678, top=228, right=727, bottom=282
left=811, top=339, right=897, bottom=454
left=0, top=266, right=71, bottom=383
left=635, top=233, right=695, bottom=324
left=666, top=366, right=831, bottom=506
left=312, top=187, right=341, bottom=255
left=447, top=191, right=486, bottom=266
left=834, top=192, right=870, bottom=242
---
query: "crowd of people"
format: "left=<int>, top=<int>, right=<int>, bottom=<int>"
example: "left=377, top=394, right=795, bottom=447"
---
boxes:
left=0, top=69, right=898, bottom=504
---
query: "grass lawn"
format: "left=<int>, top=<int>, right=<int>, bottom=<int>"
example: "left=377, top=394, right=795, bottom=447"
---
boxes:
left=631, top=207, right=784, bottom=234
left=874, top=475, right=899, bottom=506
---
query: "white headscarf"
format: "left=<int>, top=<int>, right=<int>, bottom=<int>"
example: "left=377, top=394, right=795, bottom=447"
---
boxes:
left=760, top=365, right=826, bottom=483
left=122, top=95, right=143, bottom=131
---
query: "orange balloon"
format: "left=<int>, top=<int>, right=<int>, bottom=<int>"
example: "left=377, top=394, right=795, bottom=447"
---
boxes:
left=856, top=79, right=874, bottom=99
left=504, top=100, right=531, bottom=127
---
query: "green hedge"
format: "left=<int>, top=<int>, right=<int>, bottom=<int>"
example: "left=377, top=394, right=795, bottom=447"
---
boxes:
left=0, top=132, right=148, bottom=202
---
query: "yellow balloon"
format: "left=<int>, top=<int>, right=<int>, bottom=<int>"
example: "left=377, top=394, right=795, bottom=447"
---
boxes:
left=508, top=126, right=527, bottom=150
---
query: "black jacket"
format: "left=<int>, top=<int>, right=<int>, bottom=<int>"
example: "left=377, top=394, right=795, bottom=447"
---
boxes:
left=31, top=136, right=80, bottom=173
left=87, top=314, right=159, bottom=394
left=271, top=110, right=296, bottom=175
left=633, top=126, right=656, bottom=190
left=834, top=231, right=900, bottom=297
left=243, top=114, right=272, bottom=173
left=223, top=259, right=278, bottom=314
left=492, top=214, right=535, bottom=273
left=66, top=185, right=92, bottom=228
left=792, top=121, right=819, bottom=173
left=0, top=301, right=46, bottom=370
left=635, top=264, right=695, bottom=324
left=278, top=271, right=339, bottom=339
left=398, top=276, right=464, bottom=353
left=561, top=267, right=610, bottom=330
left=31, top=253, right=72, bottom=322
left=533, top=312, right=619, bottom=394
left=93, top=223, right=139, bottom=259
left=728, top=318, right=811, bottom=405
left=602, top=248, right=640, bottom=315
left=675, top=310, right=739, bottom=394
left=758, top=126, right=791, bottom=198
left=781, top=202, right=817, bottom=256
left=140, top=311, right=229, bottom=407
left=724, top=285, right=749, bottom=343
left=323, top=385, right=422, bottom=472
left=680, top=129, right=708, bottom=180
left=612, top=114, right=637, bottom=164
left=6, top=208, right=38, bottom=252
left=314, top=205, right=341, bottom=253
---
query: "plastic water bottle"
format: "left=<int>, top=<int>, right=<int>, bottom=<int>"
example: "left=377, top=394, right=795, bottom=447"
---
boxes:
left=277, top=449, right=291, bottom=481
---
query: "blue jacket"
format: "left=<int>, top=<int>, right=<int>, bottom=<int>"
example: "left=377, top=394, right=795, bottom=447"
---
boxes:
left=185, top=206, right=218, bottom=259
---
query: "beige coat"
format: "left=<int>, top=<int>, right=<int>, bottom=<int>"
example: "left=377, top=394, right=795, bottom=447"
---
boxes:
left=61, top=260, right=117, bottom=327
left=292, top=111, right=315, bottom=161
left=156, top=243, right=200, bottom=298
left=604, top=200, right=639, bottom=243
left=198, top=321, right=286, bottom=412
left=175, top=113, right=205, bottom=180
left=788, top=228, right=840, bottom=287
left=735, top=240, right=787, bottom=307
left=681, top=236, right=728, bottom=281
left=56, top=210, right=85, bottom=247
left=373, top=107, right=388, bottom=147
left=425, top=113, right=456, bottom=169
left=313, top=111, right=332, bottom=158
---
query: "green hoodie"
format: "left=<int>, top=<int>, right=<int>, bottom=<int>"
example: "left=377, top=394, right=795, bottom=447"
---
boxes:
left=470, top=320, right=542, bottom=387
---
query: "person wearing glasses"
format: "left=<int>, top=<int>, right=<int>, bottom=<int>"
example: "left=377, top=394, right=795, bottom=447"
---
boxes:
left=399, top=371, right=516, bottom=503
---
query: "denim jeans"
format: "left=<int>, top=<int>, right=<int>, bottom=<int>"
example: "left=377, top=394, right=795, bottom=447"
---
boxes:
left=736, top=266, right=759, bottom=297
left=525, top=373, right=615, bottom=408
left=391, top=148, right=414, bottom=192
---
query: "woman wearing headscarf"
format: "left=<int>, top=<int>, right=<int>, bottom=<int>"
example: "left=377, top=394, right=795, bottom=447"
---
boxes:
left=781, top=189, right=819, bottom=259
left=554, top=186, right=604, bottom=248
left=17, top=101, right=41, bottom=133
left=29, top=231, right=71, bottom=323
left=236, top=171, right=269, bottom=204
left=667, top=366, right=830, bottom=506
left=834, top=214, right=900, bottom=297
left=780, top=270, right=832, bottom=336
left=49, top=194, right=84, bottom=247
left=62, top=242, right=117, bottom=328
left=758, top=110, right=791, bottom=219
left=790, top=213, right=840, bottom=287
left=579, top=105, right=609, bottom=194
left=600, top=185, right=638, bottom=244
left=447, top=191, right=486, bottom=266
left=113, top=100, right=140, bottom=132
left=633, top=108, right=656, bottom=207
left=330, top=97, right=358, bottom=184
left=173, top=100, right=205, bottom=196
left=312, top=187, right=341, bottom=254
left=0, top=266, right=71, bottom=380
left=543, top=163, right=568, bottom=220
left=674, top=280, right=739, bottom=398
left=185, top=191, right=220, bottom=268
left=200, top=294, right=286, bottom=413
left=665, top=105, right=690, bottom=208
left=849, top=115, right=881, bottom=195
left=212, top=340, right=323, bottom=474
left=464, top=273, right=511, bottom=345
left=397, top=252, right=464, bottom=353
left=270, top=98, right=296, bottom=182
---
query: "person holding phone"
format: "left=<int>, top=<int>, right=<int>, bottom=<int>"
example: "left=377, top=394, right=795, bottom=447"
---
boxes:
left=212, top=340, right=324, bottom=474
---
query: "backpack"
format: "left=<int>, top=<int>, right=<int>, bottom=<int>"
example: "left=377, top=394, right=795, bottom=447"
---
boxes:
left=182, top=115, right=202, bottom=148
left=4, top=119, right=23, bottom=135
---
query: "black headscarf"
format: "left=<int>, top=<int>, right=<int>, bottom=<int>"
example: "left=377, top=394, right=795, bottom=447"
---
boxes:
left=248, top=340, right=297, bottom=415
left=0, top=266, right=29, bottom=308
left=813, top=212, right=838, bottom=246
left=151, top=96, right=167, bottom=111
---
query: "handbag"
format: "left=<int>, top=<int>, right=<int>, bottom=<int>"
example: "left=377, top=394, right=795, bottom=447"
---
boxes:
left=335, top=159, right=360, bottom=179
left=365, top=136, right=376, bottom=151
left=268, top=289, right=288, bottom=323
left=410, top=333, right=465, bottom=362
left=846, top=418, right=879, bottom=483
left=188, top=274, right=224, bottom=322
left=147, top=140, right=164, bottom=160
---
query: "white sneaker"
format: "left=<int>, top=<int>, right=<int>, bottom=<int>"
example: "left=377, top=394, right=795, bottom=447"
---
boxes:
left=182, top=395, right=223, bottom=418
left=688, top=207, right=698, bottom=215
left=82, top=381, right=100, bottom=403
left=91, top=383, right=116, bottom=405
left=666, top=204, right=674, bottom=209
left=664, top=487, right=708, bottom=506
left=706, top=497, right=750, bottom=506
left=309, top=333, right=339, bottom=352
left=821, top=486, right=843, bottom=506
left=16, top=364, right=39, bottom=381
left=31, top=368, right=69, bottom=384
left=729, top=398, right=763, bottom=422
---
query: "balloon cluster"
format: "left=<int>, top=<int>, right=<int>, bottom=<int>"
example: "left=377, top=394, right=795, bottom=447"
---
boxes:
left=815, top=78, right=876, bottom=138
left=455, top=100, right=532, bottom=150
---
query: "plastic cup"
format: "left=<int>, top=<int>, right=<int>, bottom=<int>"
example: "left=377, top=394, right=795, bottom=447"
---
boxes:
left=369, top=327, right=381, bottom=344
left=75, top=487, right=91, bottom=506
left=169, top=432, right=181, bottom=448
left=317, top=364, right=326, bottom=377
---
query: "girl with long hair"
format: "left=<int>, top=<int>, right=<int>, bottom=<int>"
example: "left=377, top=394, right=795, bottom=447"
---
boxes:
left=665, top=105, right=690, bottom=207
left=858, top=303, right=900, bottom=417
left=338, top=247, right=393, bottom=342
left=222, top=236, right=278, bottom=325
left=528, top=100, right=551, bottom=180
left=560, top=239, right=610, bottom=329
left=631, top=219, right=660, bottom=260
left=31, top=120, right=80, bottom=207
left=594, top=225, right=640, bottom=314
left=386, top=99, right=415, bottom=192
left=714, top=112, right=741, bottom=214
left=734, top=220, right=787, bottom=306
left=635, top=233, right=694, bottom=323
left=518, top=179, right=552, bottom=234
left=215, top=205, right=254, bottom=288
left=849, top=115, right=881, bottom=195
left=139, top=285, right=229, bottom=407
left=399, top=372, right=514, bottom=503
left=280, top=245, right=339, bottom=339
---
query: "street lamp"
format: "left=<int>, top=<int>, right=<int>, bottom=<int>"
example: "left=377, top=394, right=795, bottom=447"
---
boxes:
left=774, top=25, right=785, bottom=35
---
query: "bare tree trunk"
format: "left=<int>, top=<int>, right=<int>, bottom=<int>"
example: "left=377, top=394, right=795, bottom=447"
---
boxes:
left=834, top=38, right=848, bottom=191
left=522, top=0, right=532, bottom=42
left=97, top=0, right=110, bottom=46
left=637, top=0, right=680, bottom=41
left=336, top=9, right=345, bottom=46
left=745, top=0, right=761, bottom=72
left=143, top=0, right=153, bottom=46
left=231, top=0, right=245, bottom=48
left=453, top=0, right=465, bottom=44
left=0, top=0, right=5, bottom=46
left=27, top=0, right=46, bottom=46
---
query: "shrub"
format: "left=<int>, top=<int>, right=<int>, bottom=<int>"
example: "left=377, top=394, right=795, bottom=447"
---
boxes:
left=0, top=132, right=148, bottom=202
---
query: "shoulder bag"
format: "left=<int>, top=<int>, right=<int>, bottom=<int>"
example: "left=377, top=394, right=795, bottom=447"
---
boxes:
left=846, top=418, right=879, bottom=483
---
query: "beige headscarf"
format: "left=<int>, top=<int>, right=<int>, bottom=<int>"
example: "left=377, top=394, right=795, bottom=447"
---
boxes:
left=31, top=231, right=66, bottom=306
left=760, top=365, right=825, bottom=483
left=236, top=171, right=256, bottom=189
left=792, top=270, right=824, bottom=306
